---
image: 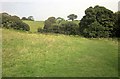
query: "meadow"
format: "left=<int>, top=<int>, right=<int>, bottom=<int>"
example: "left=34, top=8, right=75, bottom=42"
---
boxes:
left=2, top=20, right=118, bottom=77
left=23, top=20, right=44, bottom=32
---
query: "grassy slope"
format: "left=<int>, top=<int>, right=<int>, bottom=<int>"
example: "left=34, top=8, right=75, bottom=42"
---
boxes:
left=0, top=29, right=2, bottom=78
left=23, top=20, right=44, bottom=32
left=2, top=28, right=118, bottom=77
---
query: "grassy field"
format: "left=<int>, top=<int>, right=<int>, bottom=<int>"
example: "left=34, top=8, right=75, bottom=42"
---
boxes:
left=23, top=20, right=44, bottom=32
left=2, top=27, right=118, bottom=77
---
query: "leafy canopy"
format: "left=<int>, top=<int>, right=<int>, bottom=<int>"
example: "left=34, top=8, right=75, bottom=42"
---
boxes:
left=79, top=5, right=115, bottom=38
left=67, top=14, right=77, bottom=21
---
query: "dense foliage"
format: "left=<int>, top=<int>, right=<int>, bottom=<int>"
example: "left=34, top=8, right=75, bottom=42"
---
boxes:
left=113, top=11, right=120, bottom=37
left=43, top=17, right=56, bottom=30
left=6, top=5, right=117, bottom=38
left=79, top=5, right=115, bottom=38
left=22, top=16, right=34, bottom=21
left=38, top=5, right=120, bottom=38
left=1, top=13, right=30, bottom=31
left=67, top=14, right=77, bottom=21
left=38, top=17, right=79, bottom=35
left=59, top=21, right=79, bottom=35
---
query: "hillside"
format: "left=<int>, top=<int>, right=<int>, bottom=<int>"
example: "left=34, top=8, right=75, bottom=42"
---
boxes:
left=23, top=20, right=44, bottom=32
left=2, top=28, right=118, bottom=77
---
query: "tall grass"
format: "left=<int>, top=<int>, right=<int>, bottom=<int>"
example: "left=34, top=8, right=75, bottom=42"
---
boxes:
left=2, top=28, right=118, bottom=77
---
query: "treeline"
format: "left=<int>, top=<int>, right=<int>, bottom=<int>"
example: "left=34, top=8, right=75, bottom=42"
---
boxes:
left=21, top=16, right=34, bottom=21
left=1, top=5, right=120, bottom=38
left=38, top=5, right=120, bottom=38
left=0, top=13, right=30, bottom=31
left=38, top=17, right=79, bottom=35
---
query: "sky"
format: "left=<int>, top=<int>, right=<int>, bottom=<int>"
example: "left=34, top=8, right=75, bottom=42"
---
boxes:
left=0, top=0, right=119, bottom=21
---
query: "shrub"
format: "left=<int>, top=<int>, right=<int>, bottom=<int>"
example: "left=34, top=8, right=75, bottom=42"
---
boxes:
left=40, top=16, right=79, bottom=35
left=1, top=12, right=30, bottom=31
left=59, top=21, right=79, bottom=35
left=51, top=24, right=60, bottom=33
left=43, top=17, right=56, bottom=30
left=38, top=28, right=44, bottom=33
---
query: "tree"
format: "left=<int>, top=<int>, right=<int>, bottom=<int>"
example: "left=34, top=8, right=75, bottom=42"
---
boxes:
left=43, top=17, right=56, bottom=30
left=21, top=17, right=28, bottom=20
left=1, top=12, right=30, bottom=31
left=113, top=11, right=120, bottom=37
left=39, top=16, right=79, bottom=35
left=47, top=17, right=56, bottom=23
left=59, top=21, right=79, bottom=35
left=67, top=14, right=77, bottom=21
left=79, top=5, right=115, bottom=38
left=28, top=16, right=34, bottom=21
left=56, top=17, right=65, bottom=24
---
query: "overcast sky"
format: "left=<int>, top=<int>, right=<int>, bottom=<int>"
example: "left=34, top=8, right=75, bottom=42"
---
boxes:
left=0, top=0, right=119, bottom=21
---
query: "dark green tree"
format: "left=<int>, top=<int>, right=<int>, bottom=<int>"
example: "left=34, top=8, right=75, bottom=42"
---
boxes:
left=67, top=14, right=77, bottom=21
left=56, top=17, right=65, bottom=24
left=59, top=21, right=79, bottom=35
left=43, top=17, right=56, bottom=30
left=113, top=11, right=120, bottom=37
left=21, top=17, right=28, bottom=20
left=79, top=5, right=115, bottom=38
left=28, top=16, right=34, bottom=21
left=1, top=12, right=30, bottom=31
left=39, top=16, right=79, bottom=35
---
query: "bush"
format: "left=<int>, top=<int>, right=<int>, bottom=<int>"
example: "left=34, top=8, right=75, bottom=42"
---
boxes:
left=21, top=17, right=28, bottom=20
left=1, top=12, right=30, bottom=31
left=38, top=28, right=44, bottom=33
left=51, top=24, right=60, bottom=33
left=39, top=16, right=79, bottom=35
left=43, top=17, right=56, bottom=30
left=59, top=21, right=79, bottom=35
left=82, top=21, right=108, bottom=38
